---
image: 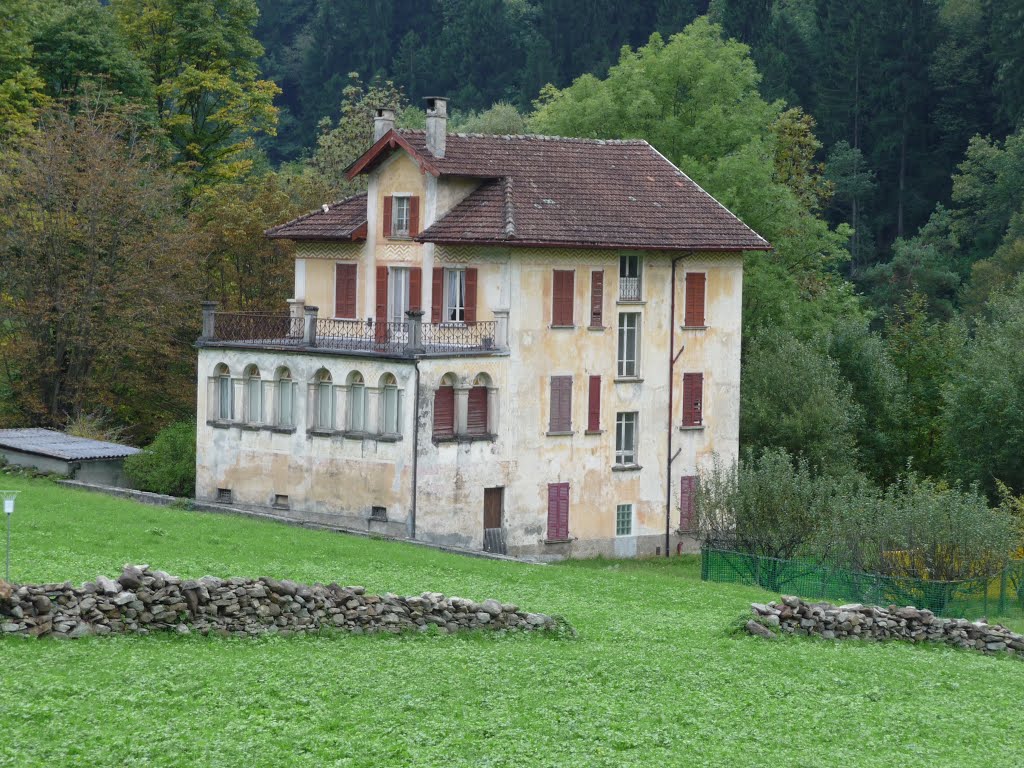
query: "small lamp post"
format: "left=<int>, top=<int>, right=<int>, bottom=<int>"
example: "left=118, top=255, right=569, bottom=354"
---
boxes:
left=2, top=491, right=18, bottom=583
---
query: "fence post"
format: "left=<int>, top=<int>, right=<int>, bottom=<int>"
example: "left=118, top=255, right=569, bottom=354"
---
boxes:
left=999, top=565, right=1008, bottom=616
left=201, top=301, right=218, bottom=340
left=303, top=306, right=319, bottom=347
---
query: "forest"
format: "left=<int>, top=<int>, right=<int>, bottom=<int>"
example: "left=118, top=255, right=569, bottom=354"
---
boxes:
left=1, top=0, right=1024, bottom=506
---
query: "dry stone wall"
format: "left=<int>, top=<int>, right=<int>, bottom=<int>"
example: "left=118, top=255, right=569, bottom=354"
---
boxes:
left=747, top=596, right=1024, bottom=659
left=0, top=565, right=560, bottom=639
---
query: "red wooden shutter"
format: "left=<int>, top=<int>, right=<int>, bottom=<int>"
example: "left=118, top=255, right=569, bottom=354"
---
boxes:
left=549, top=376, right=572, bottom=432
left=590, top=270, right=604, bottom=327
left=465, top=267, right=478, bottom=324
left=547, top=482, right=570, bottom=540
left=409, top=267, right=422, bottom=313
left=409, top=196, right=420, bottom=236
left=587, top=375, right=601, bottom=432
left=682, top=372, right=704, bottom=426
left=382, top=195, right=393, bottom=237
left=431, top=267, right=443, bottom=324
left=467, top=386, right=488, bottom=435
left=375, top=266, right=388, bottom=343
left=433, top=386, right=454, bottom=438
left=335, top=263, right=357, bottom=318
left=552, top=270, right=574, bottom=326
left=680, top=475, right=697, bottom=530
left=684, top=272, right=706, bottom=327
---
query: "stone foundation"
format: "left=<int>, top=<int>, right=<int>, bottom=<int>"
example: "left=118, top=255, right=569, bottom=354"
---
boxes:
left=0, top=565, right=562, bottom=639
left=747, top=596, right=1024, bottom=659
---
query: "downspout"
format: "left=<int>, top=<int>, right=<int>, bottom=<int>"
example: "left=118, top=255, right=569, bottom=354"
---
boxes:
left=666, top=256, right=685, bottom=557
left=410, top=359, right=421, bottom=539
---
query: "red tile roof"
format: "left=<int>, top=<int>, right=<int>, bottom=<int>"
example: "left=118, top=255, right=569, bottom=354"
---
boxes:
left=265, top=193, right=367, bottom=240
left=268, top=131, right=770, bottom=252
left=401, top=131, right=770, bottom=252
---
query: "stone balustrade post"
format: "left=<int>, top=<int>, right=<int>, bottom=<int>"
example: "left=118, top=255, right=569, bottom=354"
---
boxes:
left=201, top=301, right=218, bottom=340
left=406, top=309, right=424, bottom=354
left=303, top=306, right=319, bottom=347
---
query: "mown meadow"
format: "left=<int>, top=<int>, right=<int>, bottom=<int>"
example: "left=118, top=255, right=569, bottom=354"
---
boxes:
left=1, top=476, right=1022, bottom=767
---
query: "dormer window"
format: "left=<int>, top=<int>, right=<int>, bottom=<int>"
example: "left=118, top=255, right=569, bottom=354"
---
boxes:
left=392, top=196, right=410, bottom=236
left=383, top=194, right=419, bottom=239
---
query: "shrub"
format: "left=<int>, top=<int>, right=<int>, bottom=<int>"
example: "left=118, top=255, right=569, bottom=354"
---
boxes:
left=124, top=421, right=196, bottom=497
left=697, top=450, right=1020, bottom=585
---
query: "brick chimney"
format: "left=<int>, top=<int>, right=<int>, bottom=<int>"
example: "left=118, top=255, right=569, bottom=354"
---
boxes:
left=424, top=97, right=448, bottom=158
left=373, top=107, right=395, bottom=142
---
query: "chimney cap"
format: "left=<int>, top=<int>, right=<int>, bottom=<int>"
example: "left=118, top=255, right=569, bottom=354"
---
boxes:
left=424, top=96, right=448, bottom=114
left=375, top=106, right=396, bottom=118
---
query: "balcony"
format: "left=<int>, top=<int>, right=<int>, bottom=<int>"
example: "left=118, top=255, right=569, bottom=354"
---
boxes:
left=619, top=276, right=642, bottom=302
left=199, top=302, right=507, bottom=358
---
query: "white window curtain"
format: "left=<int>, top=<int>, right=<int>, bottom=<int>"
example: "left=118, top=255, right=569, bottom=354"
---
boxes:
left=278, top=380, right=294, bottom=427
left=446, top=268, right=466, bottom=323
left=317, top=381, right=334, bottom=429
left=349, top=384, right=365, bottom=431
left=218, top=375, right=232, bottom=420
left=382, top=385, right=400, bottom=433
left=247, top=376, right=262, bottom=423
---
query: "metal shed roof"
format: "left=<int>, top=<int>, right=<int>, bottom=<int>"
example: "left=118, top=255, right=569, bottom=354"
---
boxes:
left=0, top=428, right=141, bottom=461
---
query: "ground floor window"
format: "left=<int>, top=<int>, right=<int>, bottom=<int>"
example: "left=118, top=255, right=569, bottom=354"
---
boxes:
left=616, top=503, right=633, bottom=536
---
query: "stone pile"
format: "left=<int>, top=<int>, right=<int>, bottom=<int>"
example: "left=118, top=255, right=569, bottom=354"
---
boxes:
left=0, top=565, right=561, bottom=639
left=746, top=595, right=1024, bottom=659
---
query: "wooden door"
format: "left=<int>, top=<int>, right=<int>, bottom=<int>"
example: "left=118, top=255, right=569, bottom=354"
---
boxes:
left=483, top=487, right=506, bottom=554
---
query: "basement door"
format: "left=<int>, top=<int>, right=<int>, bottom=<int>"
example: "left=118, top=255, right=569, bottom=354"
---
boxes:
left=483, top=487, right=507, bottom=555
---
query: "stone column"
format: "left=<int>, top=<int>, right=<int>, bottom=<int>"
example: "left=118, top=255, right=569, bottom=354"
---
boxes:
left=492, top=309, right=510, bottom=351
left=406, top=309, right=424, bottom=353
left=454, top=386, right=470, bottom=436
left=487, top=386, right=500, bottom=435
left=303, top=305, right=319, bottom=347
left=201, top=301, right=218, bottom=340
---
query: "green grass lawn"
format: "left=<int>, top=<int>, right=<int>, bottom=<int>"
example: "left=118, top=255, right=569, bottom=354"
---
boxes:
left=1, top=475, right=1023, bottom=767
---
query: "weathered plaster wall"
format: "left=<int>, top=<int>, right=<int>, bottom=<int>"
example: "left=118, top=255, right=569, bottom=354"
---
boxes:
left=196, top=347, right=415, bottom=535
left=294, top=243, right=365, bottom=318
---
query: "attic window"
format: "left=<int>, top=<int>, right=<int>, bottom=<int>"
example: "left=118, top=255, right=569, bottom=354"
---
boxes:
left=392, top=196, right=410, bottom=236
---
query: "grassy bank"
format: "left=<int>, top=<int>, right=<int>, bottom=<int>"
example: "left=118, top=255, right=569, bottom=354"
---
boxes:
left=1, top=476, right=1022, bottom=767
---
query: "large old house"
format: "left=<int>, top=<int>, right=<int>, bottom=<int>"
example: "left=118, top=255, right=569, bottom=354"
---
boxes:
left=195, top=98, right=769, bottom=559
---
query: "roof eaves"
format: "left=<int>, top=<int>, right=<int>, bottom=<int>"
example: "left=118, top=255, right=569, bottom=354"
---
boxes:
left=345, top=129, right=442, bottom=180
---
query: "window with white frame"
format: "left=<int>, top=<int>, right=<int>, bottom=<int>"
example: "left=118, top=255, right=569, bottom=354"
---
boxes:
left=380, top=373, right=401, bottom=435
left=215, top=364, right=232, bottom=420
left=244, top=366, right=262, bottom=423
left=314, top=370, right=334, bottom=430
left=445, top=268, right=466, bottom=323
left=392, top=196, right=410, bottom=236
left=348, top=371, right=366, bottom=431
left=276, top=368, right=294, bottom=427
left=616, top=503, right=633, bottom=536
left=615, top=411, right=637, bottom=466
left=617, top=313, right=640, bottom=377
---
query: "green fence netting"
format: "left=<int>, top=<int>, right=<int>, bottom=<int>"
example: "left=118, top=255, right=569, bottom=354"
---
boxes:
left=701, top=546, right=1024, bottom=620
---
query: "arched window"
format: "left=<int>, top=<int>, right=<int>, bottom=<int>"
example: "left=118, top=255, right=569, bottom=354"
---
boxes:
left=276, top=367, right=294, bottom=427
left=214, top=363, right=232, bottom=420
left=433, top=373, right=456, bottom=439
left=379, top=373, right=401, bottom=435
left=467, top=373, right=491, bottom=436
left=244, top=365, right=262, bottom=423
left=347, top=371, right=366, bottom=431
left=314, top=369, right=334, bottom=430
